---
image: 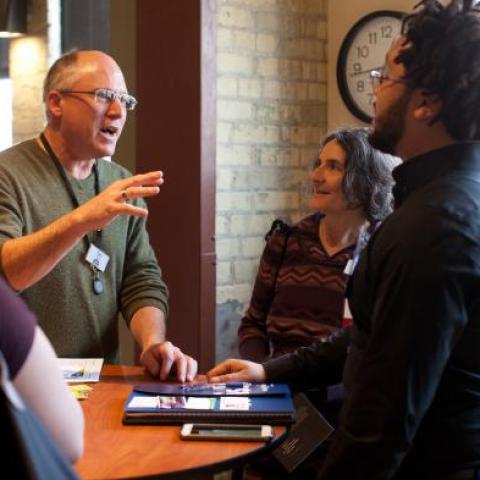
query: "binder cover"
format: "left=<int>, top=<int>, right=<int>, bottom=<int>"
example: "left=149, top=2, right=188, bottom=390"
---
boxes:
left=122, top=386, right=295, bottom=426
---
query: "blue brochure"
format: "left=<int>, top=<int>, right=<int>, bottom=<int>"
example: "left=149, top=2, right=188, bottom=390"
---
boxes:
left=133, top=382, right=291, bottom=397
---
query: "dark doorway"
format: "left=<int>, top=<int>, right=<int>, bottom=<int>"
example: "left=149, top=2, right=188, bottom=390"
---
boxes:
left=61, top=0, right=110, bottom=53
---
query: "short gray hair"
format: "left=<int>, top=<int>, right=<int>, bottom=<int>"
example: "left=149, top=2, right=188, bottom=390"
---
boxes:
left=320, top=127, right=400, bottom=225
left=43, top=50, right=81, bottom=117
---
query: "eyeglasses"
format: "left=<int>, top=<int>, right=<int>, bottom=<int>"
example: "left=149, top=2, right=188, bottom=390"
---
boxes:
left=59, top=88, right=138, bottom=111
left=369, top=69, right=406, bottom=90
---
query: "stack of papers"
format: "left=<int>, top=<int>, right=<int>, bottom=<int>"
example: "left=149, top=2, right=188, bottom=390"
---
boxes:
left=59, top=358, right=104, bottom=383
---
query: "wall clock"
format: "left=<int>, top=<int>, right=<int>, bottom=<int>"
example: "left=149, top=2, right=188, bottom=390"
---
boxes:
left=336, top=11, right=404, bottom=123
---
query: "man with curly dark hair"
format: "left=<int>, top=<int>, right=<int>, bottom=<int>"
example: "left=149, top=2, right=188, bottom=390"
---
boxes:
left=322, top=0, right=480, bottom=478
left=209, top=1, right=480, bottom=478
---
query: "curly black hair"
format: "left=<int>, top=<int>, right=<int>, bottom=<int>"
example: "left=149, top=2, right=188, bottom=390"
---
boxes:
left=320, top=127, right=399, bottom=226
left=397, top=0, right=480, bottom=140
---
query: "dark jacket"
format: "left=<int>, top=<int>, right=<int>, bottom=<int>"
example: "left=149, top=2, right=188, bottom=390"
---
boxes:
left=266, top=143, right=480, bottom=479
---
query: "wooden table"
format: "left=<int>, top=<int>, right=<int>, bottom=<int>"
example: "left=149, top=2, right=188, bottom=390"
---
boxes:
left=74, top=365, right=287, bottom=479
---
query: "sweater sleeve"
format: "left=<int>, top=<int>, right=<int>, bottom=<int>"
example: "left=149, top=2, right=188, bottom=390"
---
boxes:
left=120, top=203, right=169, bottom=326
left=238, top=230, right=287, bottom=362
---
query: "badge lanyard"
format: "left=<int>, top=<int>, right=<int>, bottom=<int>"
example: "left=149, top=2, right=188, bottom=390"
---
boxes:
left=39, top=133, right=109, bottom=295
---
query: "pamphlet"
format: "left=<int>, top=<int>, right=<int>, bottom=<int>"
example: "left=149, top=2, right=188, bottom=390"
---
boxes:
left=59, top=358, right=104, bottom=383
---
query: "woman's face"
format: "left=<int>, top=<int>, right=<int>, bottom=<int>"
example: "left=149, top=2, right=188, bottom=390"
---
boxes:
left=308, top=139, right=349, bottom=215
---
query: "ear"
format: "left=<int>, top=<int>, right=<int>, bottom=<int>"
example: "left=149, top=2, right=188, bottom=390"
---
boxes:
left=45, top=90, right=63, bottom=120
left=412, top=91, right=442, bottom=122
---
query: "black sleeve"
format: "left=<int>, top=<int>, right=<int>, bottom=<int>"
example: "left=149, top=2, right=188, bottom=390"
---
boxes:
left=318, top=229, right=478, bottom=479
left=262, top=327, right=350, bottom=390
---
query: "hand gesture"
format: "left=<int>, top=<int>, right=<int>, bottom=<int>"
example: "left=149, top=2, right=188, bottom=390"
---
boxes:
left=75, top=170, right=164, bottom=232
left=207, top=359, right=266, bottom=383
left=140, top=341, right=198, bottom=382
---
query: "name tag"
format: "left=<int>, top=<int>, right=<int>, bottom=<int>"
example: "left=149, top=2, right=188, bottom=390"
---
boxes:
left=85, top=244, right=110, bottom=272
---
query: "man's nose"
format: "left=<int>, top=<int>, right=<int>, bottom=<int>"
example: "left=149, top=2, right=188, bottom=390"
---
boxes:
left=106, top=97, right=124, bottom=117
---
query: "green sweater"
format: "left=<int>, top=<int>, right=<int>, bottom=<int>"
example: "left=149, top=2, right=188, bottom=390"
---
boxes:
left=0, top=139, right=169, bottom=363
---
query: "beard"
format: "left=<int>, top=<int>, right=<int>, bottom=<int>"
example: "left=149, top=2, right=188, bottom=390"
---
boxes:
left=369, top=90, right=411, bottom=155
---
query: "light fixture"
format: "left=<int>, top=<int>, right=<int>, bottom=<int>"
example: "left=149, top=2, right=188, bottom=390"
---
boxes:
left=0, top=0, right=27, bottom=38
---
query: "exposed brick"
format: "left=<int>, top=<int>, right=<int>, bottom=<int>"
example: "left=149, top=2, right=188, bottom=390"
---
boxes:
left=217, top=284, right=253, bottom=305
left=217, top=168, right=233, bottom=189
left=278, top=59, right=303, bottom=79
left=229, top=0, right=278, bottom=9
left=256, top=33, right=278, bottom=54
left=218, top=53, right=254, bottom=75
left=234, top=259, right=259, bottom=283
left=254, top=191, right=300, bottom=212
left=280, top=38, right=325, bottom=60
left=219, top=6, right=254, bottom=29
left=218, top=99, right=254, bottom=121
left=238, top=78, right=263, bottom=98
left=263, top=80, right=282, bottom=100
left=216, top=238, right=240, bottom=259
left=241, top=236, right=266, bottom=258
left=281, top=126, right=307, bottom=145
left=232, top=30, right=256, bottom=51
left=259, top=147, right=300, bottom=167
left=217, top=144, right=256, bottom=166
left=217, top=192, right=252, bottom=212
left=232, top=123, right=280, bottom=144
left=216, top=215, right=231, bottom=235
left=217, top=261, right=233, bottom=285
left=255, top=104, right=282, bottom=123
left=217, top=76, right=238, bottom=96
left=255, top=12, right=280, bottom=32
left=217, top=122, right=233, bottom=142
left=256, top=57, right=279, bottom=77
left=217, top=27, right=234, bottom=49
left=231, top=213, right=276, bottom=235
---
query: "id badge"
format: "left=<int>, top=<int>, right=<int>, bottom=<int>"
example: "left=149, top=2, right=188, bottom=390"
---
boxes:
left=273, top=393, right=333, bottom=473
left=85, top=244, right=110, bottom=272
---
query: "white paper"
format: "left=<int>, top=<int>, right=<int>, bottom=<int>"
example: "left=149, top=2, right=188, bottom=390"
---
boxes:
left=219, top=396, right=251, bottom=411
left=59, top=358, right=104, bottom=383
left=128, top=396, right=160, bottom=409
left=185, top=397, right=214, bottom=410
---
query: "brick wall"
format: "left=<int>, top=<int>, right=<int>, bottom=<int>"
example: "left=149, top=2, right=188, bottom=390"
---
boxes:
left=215, top=0, right=328, bottom=361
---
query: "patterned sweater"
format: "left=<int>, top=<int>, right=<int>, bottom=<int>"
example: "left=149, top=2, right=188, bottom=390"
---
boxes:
left=238, top=213, right=354, bottom=363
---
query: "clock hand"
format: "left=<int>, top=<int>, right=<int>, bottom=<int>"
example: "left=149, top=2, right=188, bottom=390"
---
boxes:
left=350, top=66, right=383, bottom=77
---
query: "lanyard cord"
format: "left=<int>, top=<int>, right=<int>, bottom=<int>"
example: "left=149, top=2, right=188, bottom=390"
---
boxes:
left=39, top=133, right=102, bottom=252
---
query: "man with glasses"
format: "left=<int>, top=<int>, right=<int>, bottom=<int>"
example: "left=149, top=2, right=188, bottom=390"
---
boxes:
left=0, top=50, right=197, bottom=382
left=209, top=1, right=480, bottom=478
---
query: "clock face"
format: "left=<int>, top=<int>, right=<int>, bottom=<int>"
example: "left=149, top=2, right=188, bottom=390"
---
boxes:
left=337, top=11, right=404, bottom=123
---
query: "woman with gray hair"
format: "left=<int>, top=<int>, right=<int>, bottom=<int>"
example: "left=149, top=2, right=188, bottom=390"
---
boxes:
left=238, top=127, right=399, bottom=364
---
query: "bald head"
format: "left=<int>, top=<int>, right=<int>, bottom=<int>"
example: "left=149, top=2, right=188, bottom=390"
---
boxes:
left=42, top=50, right=126, bottom=121
left=43, top=50, right=124, bottom=102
